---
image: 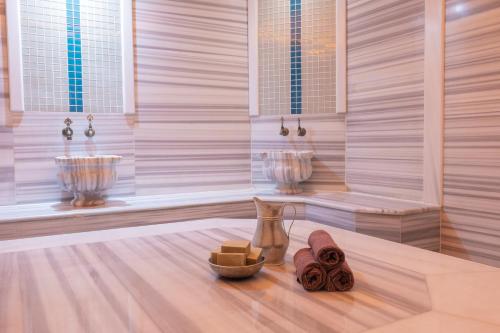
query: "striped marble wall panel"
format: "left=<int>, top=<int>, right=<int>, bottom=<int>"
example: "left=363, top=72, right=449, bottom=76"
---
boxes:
left=0, top=126, right=14, bottom=206
left=11, top=113, right=135, bottom=204
left=0, top=2, right=13, bottom=206
left=0, top=202, right=257, bottom=241
left=134, top=0, right=252, bottom=195
left=355, top=214, right=402, bottom=243
left=0, top=0, right=8, bottom=127
left=305, top=204, right=356, bottom=231
left=346, top=0, right=425, bottom=201
left=307, top=205, right=402, bottom=243
left=402, top=211, right=441, bottom=251
left=251, top=114, right=346, bottom=192
left=306, top=204, right=440, bottom=251
left=442, top=0, right=500, bottom=267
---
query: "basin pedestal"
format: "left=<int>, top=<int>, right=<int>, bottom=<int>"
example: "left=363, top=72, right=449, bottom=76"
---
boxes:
left=71, top=192, right=106, bottom=208
left=275, top=182, right=303, bottom=195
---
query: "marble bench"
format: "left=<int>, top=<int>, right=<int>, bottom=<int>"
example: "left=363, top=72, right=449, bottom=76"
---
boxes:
left=0, top=189, right=440, bottom=250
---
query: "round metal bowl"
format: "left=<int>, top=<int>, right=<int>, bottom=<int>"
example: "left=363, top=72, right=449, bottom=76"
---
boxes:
left=208, top=258, right=265, bottom=279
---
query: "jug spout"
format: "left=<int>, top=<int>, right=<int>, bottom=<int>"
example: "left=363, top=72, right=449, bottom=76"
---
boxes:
left=253, top=197, right=285, bottom=218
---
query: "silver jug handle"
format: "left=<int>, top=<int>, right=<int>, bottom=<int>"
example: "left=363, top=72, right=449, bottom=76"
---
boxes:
left=281, top=203, right=297, bottom=239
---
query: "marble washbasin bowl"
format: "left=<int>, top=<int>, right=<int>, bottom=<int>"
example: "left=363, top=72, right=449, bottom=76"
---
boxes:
left=55, top=155, right=122, bottom=207
left=261, top=150, right=313, bottom=194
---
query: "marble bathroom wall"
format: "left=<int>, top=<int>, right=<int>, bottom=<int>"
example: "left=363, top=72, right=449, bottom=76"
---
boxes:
left=0, top=0, right=252, bottom=205
left=345, top=0, right=425, bottom=201
left=1, top=0, right=499, bottom=272
left=132, top=0, right=251, bottom=195
left=442, top=0, right=500, bottom=267
left=0, top=1, right=135, bottom=204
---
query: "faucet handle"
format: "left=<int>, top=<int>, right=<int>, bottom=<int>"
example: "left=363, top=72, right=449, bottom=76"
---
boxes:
left=280, top=117, right=289, bottom=136
left=297, top=118, right=307, bottom=137
left=62, top=118, right=74, bottom=140
left=85, top=114, right=96, bottom=138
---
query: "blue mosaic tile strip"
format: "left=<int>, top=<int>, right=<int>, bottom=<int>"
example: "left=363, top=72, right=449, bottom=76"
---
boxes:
left=66, top=0, right=83, bottom=112
left=290, top=0, right=302, bottom=115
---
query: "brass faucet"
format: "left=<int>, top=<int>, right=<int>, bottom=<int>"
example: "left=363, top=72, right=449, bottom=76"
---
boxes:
left=297, top=118, right=307, bottom=136
left=62, top=118, right=74, bottom=140
left=279, top=117, right=289, bottom=136
left=85, top=114, right=95, bottom=138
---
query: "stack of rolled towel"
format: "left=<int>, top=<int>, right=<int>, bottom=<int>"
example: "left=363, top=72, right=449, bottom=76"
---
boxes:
left=294, top=230, right=354, bottom=292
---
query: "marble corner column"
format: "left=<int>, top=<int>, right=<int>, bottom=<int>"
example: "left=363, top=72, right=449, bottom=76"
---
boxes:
left=423, top=0, right=445, bottom=206
left=442, top=0, right=500, bottom=267
left=0, top=127, right=15, bottom=206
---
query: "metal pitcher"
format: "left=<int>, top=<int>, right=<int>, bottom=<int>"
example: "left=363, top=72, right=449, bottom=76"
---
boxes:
left=252, top=197, right=296, bottom=266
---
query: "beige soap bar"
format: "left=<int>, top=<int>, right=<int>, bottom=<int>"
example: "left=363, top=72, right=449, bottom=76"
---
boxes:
left=246, top=247, right=263, bottom=265
left=221, top=240, right=251, bottom=255
left=211, top=247, right=222, bottom=264
left=217, top=253, right=246, bottom=266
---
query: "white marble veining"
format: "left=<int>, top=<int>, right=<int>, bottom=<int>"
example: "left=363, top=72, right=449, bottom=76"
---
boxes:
left=261, top=150, right=314, bottom=194
left=134, top=0, right=251, bottom=196
left=0, top=218, right=497, bottom=332
left=55, top=155, right=122, bottom=207
left=442, top=0, right=500, bottom=267
left=346, top=0, right=425, bottom=201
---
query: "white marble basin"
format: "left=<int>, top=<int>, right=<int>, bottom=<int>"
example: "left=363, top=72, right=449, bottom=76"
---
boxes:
left=261, top=150, right=313, bottom=194
left=55, top=155, right=122, bottom=207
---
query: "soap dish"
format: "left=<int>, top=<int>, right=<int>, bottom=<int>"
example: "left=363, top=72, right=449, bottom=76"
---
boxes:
left=208, top=258, right=265, bottom=279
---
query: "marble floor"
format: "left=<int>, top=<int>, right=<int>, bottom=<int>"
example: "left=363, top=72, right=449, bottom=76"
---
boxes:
left=0, top=219, right=499, bottom=332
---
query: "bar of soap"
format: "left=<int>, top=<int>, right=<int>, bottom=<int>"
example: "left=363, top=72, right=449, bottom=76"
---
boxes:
left=217, top=253, right=246, bottom=266
left=211, top=247, right=221, bottom=264
left=246, top=247, right=263, bottom=265
left=221, top=240, right=251, bottom=255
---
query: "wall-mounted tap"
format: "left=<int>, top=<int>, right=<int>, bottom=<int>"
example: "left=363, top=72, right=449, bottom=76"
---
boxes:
left=297, top=118, right=307, bottom=137
left=62, top=117, right=74, bottom=140
left=280, top=117, right=289, bottom=136
left=84, top=114, right=96, bottom=138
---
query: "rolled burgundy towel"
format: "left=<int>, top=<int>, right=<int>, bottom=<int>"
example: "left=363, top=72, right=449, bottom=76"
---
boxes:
left=325, top=262, right=355, bottom=292
left=308, top=230, right=345, bottom=270
left=293, top=248, right=327, bottom=291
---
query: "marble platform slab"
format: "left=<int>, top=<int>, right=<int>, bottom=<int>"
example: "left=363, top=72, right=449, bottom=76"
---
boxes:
left=0, top=219, right=497, bottom=333
left=307, top=205, right=441, bottom=251
left=266, top=191, right=440, bottom=215
left=0, top=189, right=439, bottom=225
left=0, top=189, right=440, bottom=248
